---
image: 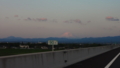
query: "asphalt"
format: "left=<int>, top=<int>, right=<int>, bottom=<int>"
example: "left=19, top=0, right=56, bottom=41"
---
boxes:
left=64, top=47, right=120, bottom=68
left=109, top=55, right=120, bottom=68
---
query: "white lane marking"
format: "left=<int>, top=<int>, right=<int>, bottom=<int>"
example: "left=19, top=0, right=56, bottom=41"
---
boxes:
left=105, top=52, right=120, bottom=68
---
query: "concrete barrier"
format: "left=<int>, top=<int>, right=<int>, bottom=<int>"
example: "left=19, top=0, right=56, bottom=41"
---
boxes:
left=0, top=45, right=120, bottom=68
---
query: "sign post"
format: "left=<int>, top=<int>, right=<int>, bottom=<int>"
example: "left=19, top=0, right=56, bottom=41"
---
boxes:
left=48, top=40, right=58, bottom=51
left=52, top=44, right=54, bottom=51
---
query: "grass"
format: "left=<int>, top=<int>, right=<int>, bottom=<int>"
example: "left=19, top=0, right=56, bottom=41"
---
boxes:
left=0, top=49, right=51, bottom=56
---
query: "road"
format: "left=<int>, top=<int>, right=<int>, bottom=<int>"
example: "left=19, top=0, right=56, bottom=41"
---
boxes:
left=64, top=47, right=120, bottom=68
left=109, top=53, right=120, bottom=68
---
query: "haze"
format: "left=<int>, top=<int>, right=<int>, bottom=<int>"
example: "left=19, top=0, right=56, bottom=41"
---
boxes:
left=0, top=0, right=120, bottom=38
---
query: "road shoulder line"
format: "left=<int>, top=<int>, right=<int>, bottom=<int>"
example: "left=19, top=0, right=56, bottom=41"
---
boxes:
left=104, top=52, right=120, bottom=68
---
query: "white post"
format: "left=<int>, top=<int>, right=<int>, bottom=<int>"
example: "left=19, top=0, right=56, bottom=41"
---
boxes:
left=52, top=45, right=54, bottom=51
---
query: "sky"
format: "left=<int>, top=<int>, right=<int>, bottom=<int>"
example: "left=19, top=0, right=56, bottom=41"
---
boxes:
left=0, top=0, right=120, bottom=38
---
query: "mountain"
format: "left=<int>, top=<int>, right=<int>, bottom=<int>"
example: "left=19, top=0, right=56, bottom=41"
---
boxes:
left=0, top=36, right=120, bottom=43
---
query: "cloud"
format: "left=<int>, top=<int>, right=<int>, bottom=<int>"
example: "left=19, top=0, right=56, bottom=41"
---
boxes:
left=24, top=17, right=32, bottom=21
left=106, top=16, right=119, bottom=21
left=23, top=17, right=47, bottom=22
left=37, top=18, right=47, bottom=21
left=63, top=20, right=73, bottom=23
left=27, top=17, right=31, bottom=20
left=63, top=19, right=82, bottom=23
left=64, top=21, right=70, bottom=23
left=40, top=18, right=47, bottom=21
left=14, top=15, right=18, bottom=17
left=112, top=19, right=119, bottom=21
left=61, top=32, right=73, bottom=37
left=74, top=19, right=81, bottom=23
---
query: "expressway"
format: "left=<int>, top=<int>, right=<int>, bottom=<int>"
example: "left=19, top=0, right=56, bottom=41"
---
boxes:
left=64, top=47, right=120, bottom=68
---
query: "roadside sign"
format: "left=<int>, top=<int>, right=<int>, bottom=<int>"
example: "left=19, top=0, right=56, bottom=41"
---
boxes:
left=48, top=40, right=58, bottom=51
left=48, top=40, right=58, bottom=45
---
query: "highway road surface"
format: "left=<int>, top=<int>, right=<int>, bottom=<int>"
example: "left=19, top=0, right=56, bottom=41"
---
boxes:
left=109, top=53, right=120, bottom=68
left=64, top=47, right=120, bottom=68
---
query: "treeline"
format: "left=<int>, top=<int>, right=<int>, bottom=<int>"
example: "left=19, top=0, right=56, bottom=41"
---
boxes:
left=0, top=42, right=105, bottom=49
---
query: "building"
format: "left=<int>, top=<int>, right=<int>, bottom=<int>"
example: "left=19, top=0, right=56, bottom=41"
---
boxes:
left=19, top=45, right=29, bottom=49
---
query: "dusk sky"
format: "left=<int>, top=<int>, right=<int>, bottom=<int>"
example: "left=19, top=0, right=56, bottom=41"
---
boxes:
left=0, top=0, right=120, bottom=38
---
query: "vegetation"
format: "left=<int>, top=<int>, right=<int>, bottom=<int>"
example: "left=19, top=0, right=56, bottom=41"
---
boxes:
left=0, top=42, right=105, bottom=56
left=0, top=49, right=51, bottom=56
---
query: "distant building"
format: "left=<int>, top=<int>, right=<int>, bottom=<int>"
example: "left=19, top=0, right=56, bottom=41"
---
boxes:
left=0, top=45, right=7, bottom=49
left=41, top=46, right=48, bottom=49
left=19, top=45, right=29, bottom=49
left=38, top=42, right=42, bottom=44
left=11, top=47, right=18, bottom=49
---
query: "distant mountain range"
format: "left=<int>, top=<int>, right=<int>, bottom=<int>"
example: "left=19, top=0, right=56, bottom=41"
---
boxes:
left=0, top=36, right=120, bottom=43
